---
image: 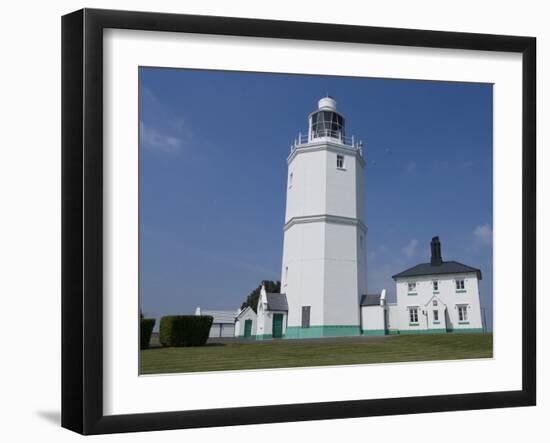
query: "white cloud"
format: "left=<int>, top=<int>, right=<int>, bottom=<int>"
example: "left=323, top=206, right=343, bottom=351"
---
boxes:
left=140, top=121, right=183, bottom=153
left=367, top=244, right=390, bottom=263
left=367, top=263, right=395, bottom=297
left=404, top=161, right=417, bottom=173
left=474, top=224, right=493, bottom=246
left=402, top=239, right=418, bottom=258
left=141, top=87, right=158, bottom=103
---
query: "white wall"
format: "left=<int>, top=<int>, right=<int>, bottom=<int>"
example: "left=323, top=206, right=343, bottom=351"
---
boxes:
left=395, top=272, right=483, bottom=332
left=283, top=143, right=364, bottom=329
left=387, top=304, right=400, bottom=332
left=285, top=148, right=327, bottom=222
left=256, top=306, right=287, bottom=337
left=324, top=148, right=364, bottom=219
left=281, top=222, right=327, bottom=327
left=361, top=305, right=385, bottom=331
left=323, top=222, right=362, bottom=326
left=209, top=323, right=236, bottom=338
left=0, top=2, right=546, bottom=443
left=235, top=308, right=257, bottom=337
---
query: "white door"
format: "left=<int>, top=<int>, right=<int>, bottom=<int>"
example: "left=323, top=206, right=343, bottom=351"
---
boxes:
left=220, top=324, right=235, bottom=338
left=209, top=324, right=221, bottom=338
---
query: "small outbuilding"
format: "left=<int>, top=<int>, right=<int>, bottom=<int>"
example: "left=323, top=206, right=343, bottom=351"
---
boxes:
left=360, top=290, right=387, bottom=335
left=234, top=306, right=257, bottom=338
left=194, top=307, right=239, bottom=338
left=255, top=285, right=288, bottom=340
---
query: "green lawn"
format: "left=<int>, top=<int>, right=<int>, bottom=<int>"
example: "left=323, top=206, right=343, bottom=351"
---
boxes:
left=140, top=333, right=492, bottom=374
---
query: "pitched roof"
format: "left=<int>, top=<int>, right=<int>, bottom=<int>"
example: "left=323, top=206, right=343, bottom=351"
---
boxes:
left=392, top=261, right=482, bottom=280
left=266, top=293, right=288, bottom=311
left=236, top=306, right=256, bottom=320
left=200, top=310, right=238, bottom=324
left=360, top=293, right=381, bottom=306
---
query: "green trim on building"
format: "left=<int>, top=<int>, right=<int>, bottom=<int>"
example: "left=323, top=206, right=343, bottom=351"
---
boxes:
left=398, top=328, right=448, bottom=335
left=407, top=292, right=418, bottom=296
left=361, top=329, right=386, bottom=336
left=447, top=328, right=483, bottom=333
left=398, top=327, right=483, bottom=335
left=237, top=327, right=484, bottom=339
left=455, top=290, right=467, bottom=293
left=458, top=321, right=470, bottom=325
left=255, top=334, right=273, bottom=340
left=284, top=325, right=361, bottom=339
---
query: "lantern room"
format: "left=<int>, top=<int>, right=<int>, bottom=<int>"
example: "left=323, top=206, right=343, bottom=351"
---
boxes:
left=308, top=96, right=346, bottom=142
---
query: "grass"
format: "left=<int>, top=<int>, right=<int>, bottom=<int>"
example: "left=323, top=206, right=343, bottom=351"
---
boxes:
left=140, top=333, right=493, bottom=374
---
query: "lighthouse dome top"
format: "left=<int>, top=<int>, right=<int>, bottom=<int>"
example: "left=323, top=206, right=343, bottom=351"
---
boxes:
left=318, top=96, right=337, bottom=111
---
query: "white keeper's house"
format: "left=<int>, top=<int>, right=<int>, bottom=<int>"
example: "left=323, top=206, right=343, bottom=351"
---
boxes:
left=207, top=96, right=484, bottom=339
left=387, top=236, right=484, bottom=334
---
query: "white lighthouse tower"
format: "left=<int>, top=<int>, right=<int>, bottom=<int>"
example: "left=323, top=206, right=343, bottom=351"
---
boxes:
left=281, top=96, right=367, bottom=338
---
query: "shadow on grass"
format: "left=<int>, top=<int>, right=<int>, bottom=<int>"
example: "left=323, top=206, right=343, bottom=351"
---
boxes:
left=145, top=342, right=227, bottom=351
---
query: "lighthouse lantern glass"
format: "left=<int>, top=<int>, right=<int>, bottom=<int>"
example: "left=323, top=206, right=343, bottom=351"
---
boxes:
left=310, top=111, right=345, bottom=141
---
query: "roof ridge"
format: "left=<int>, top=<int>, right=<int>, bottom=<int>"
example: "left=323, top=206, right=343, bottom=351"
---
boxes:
left=392, top=260, right=482, bottom=280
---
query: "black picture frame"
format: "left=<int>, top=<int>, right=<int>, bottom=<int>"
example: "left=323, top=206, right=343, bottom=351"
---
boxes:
left=61, top=8, right=536, bottom=435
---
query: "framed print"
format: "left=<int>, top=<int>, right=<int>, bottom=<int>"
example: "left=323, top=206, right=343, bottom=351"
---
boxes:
left=61, top=8, right=536, bottom=435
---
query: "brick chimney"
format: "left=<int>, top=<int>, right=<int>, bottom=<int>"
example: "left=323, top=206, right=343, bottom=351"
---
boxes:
left=430, top=236, right=443, bottom=266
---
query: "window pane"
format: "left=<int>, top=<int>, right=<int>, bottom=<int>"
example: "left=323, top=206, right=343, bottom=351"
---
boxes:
left=317, top=121, right=324, bottom=132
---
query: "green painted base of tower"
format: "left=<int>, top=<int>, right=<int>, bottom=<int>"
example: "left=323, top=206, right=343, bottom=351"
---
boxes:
left=284, top=325, right=361, bottom=339
left=255, top=334, right=273, bottom=340
left=361, top=329, right=387, bottom=336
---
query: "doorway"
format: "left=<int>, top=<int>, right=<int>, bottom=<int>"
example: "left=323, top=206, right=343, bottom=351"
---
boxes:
left=272, top=314, right=284, bottom=338
left=244, top=319, right=252, bottom=338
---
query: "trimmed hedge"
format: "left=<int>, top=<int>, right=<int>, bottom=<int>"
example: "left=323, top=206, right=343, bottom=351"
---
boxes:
left=140, top=318, right=156, bottom=350
left=159, top=315, right=213, bottom=347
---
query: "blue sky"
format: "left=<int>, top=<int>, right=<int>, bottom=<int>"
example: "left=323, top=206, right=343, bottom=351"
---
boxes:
left=139, top=67, right=493, bottom=330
